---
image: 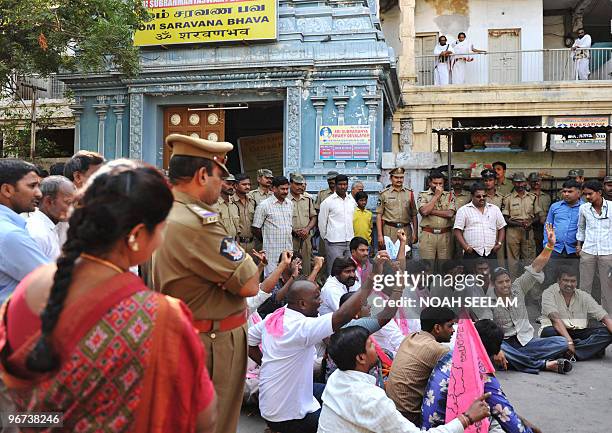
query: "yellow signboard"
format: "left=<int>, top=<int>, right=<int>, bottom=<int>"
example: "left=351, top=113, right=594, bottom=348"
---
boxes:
left=134, top=0, right=277, bottom=46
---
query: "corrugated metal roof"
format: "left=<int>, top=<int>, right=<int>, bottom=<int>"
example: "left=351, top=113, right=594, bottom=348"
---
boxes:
left=432, top=125, right=612, bottom=135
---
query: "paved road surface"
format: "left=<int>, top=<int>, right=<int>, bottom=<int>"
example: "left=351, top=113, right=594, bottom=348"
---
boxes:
left=238, top=345, right=612, bottom=433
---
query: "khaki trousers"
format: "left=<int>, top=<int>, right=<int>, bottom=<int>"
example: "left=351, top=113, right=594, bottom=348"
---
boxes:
left=419, top=230, right=452, bottom=261
left=200, top=324, right=247, bottom=433
left=293, top=235, right=313, bottom=275
left=579, top=252, right=612, bottom=313
left=505, top=227, right=535, bottom=278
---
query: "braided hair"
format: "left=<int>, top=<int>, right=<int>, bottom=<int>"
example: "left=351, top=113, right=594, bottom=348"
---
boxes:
left=26, top=163, right=173, bottom=372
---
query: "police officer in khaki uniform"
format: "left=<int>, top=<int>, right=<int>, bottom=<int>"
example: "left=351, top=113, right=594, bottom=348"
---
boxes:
left=152, top=134, right=263, bottom=433
left=502, top=172, right=544, bottom=278
left=493, top=160, right=514, bottom=196
left=248, top=168, right=274, bottom=206
left=216, top=173, right=240, bottom=238
left=314, top=170, right=339, bottom=211
left=248, top=168, right=273, bottom=251
left=233, top=173, right=257, bottom=254
left=529, top=172, right=551, bottom=255
left=418, top=170, right=456, bottom=263
left=449, top=169, right=471, bottom=259
left=604, top=175, right=612, bottom=201
left=376, top=167, right=418, bottom=251
left=289, top=173, right=317, bottom=274
left=567, top=168, right=585, bottom=187
left=482, top=168, right=506, bottom=266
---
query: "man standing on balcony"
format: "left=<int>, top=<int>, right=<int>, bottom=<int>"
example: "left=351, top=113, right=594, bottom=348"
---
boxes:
left=572, top=28, right=591, bottom=80
left=433, top=35, right=454, bottom=85
left=451, top=32, right=486, bottom=85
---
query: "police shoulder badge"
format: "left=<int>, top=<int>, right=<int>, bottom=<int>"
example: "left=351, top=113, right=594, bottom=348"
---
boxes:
left=187, top=204, right=219, bottom=224
left=220, top=237, right=244, bottom=261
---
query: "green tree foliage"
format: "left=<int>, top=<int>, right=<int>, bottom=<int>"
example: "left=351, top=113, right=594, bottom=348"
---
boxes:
left=0, top=0, right=149, bottom=90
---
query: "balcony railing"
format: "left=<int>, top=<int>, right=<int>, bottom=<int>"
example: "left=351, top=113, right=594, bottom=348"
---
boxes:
left=414, top=48, right=612, bottom=86
left=14, top=75, right=67, bottom=100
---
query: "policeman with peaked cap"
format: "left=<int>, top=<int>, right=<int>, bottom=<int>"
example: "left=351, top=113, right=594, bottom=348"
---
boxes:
left=567, top=168, right=585, bottom=186
left=528, top=172, right=551, bottom=255
left=217, top=173, right=240, bottom=238
left=502, top=171, right=544, bottom=278
left=248, top=168, right=274, bottom=251
left=481, top=167, right=506, bottom=266
left=289, top=173, right=317, bottom=274
left=152, top=134, right=263, bottom=433
left=604, top=175, right=612, bottom=201
left=376, top=167, right=418, bottom=251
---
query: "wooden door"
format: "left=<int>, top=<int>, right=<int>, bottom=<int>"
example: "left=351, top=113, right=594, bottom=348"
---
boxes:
left=415, top=34, right=438, bottom=85
left=488, top=29, right=521, bottom=84
left=163, top=107, right=225, bottom=168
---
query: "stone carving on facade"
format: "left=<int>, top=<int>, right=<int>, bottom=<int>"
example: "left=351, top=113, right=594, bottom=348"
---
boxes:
left=399, top=118, right=413, bottom=154
left=92, top=96, right=109, bottom=156
left=129, top=93, right=144, bottom=160
left=285, top=86, right=302, bottom=172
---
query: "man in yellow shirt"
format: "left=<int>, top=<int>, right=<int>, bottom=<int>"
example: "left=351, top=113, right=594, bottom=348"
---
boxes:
left=353, top=191, right=372, bottom=245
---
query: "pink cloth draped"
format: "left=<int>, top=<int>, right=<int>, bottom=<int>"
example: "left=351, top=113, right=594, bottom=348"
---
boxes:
left=378, top=292, right=411, bottom=335
left=265, top=307, right=286, bottom=337
left=446, top=318, right=495, bottom=433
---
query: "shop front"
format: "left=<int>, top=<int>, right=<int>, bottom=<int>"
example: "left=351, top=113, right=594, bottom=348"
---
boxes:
left=60, top=0, right=400, bottom=195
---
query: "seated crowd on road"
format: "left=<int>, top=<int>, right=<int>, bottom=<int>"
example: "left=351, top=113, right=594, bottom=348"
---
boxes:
left=0, top=136, right=610, bottom=433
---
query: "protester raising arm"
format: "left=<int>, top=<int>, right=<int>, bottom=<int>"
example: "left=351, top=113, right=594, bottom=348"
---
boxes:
left=307, top=256, right=325, bottom=283
left=530, top=222, right=556, bottom=273
left=331, top=252, right=390, bottom=331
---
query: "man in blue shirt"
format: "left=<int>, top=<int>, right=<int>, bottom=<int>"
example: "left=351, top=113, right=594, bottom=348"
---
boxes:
left=544, top=179, right=582, bottom=286
left=0, top=159, right=49, bottom=302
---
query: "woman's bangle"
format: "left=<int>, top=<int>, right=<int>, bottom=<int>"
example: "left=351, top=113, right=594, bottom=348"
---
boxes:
left=544, top=244, right=554, bottom=252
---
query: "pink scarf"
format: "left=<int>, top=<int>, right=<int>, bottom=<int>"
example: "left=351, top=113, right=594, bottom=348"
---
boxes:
left=378, top=292, right=411, bottom=335
left=265, top=307, right=286, bottom=337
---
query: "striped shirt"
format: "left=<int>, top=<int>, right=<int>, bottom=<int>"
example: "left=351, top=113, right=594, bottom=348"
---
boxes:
left=453, top=202, right=506, bottom=256
left=252, top=196, right=293, bottom=276
left=577, top=200, right=612, bottom=255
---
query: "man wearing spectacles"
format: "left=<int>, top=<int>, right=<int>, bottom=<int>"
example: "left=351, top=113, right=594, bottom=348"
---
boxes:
left=577, top=180, right=612, bottom=313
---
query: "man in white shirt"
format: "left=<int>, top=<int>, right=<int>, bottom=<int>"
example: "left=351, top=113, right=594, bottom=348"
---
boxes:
left=26, top=175, right=75, bottom=260
left=571, top=28, right=592, bottom=80
left=318, top=326, right=491, bottom=433
left=248, top=267, right=379, bottom=433
left=454, top=182, right=506, bottom=270
left=319, top=174, right=355, bottom=274
left=577, top=180, right=612, bottom=312
left=433, top=35, right=454, bottom=85
left=320, top=257, right=358, bottom=315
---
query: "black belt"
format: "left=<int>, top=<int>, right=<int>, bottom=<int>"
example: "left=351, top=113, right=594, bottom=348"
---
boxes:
left=384, top=221, right=409, bottom=228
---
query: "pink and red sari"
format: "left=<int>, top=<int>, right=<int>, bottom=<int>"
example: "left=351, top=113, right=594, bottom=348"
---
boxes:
left=0, top=272, right=214, bottom=433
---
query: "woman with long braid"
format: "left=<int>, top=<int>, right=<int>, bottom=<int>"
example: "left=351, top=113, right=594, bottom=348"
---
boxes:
left=0, top=162, right=216, bottom=432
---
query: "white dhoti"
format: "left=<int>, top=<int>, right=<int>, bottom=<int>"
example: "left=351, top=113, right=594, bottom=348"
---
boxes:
left=434, top=62, right=451, bottom=85
left=452, top=59, right=466, bottom=84
left=576, top=58, right=590, bottom=80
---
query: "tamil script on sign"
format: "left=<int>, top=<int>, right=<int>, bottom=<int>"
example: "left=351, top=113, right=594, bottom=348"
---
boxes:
left=134, top=0, right=277, bottom=46
left=319, top=125, right=371, bottom=160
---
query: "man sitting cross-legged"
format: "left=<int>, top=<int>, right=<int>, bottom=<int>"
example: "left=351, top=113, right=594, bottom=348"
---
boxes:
left=421, top=319, right=542, bottom=433
left=487, top=223, right=572, bottom=375
left=539, top=265, right=612, bottom=361
left=317, top=325, right=491, bottom=433
left=247, top=253, right=387, bottom=433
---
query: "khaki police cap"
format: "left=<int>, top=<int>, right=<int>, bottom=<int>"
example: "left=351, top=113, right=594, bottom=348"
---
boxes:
left=326, top=171, right=339, bottom=180
left=257, top=168, right=273, bottom=178
left=568, top=169, right=584, bottom=178
left=451, top=169, right=465, bottom=179
left=389, top=167, right=405, bottom=176
left=290, top=173, right=306, bottom=184
left=604, top=175, right=612, bottom=184
left=481, top=168, right=496, bottom=179
left=528, top=172, right=542, bottom=181
left=512, top=172, right=527, bottom=182
left=166, top=133, right=232, bottom=176
left=224, top=174, right=236, bottom=182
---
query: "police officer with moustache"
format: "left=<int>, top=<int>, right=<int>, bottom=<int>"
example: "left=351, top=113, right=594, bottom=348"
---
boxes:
left=376, top=167, right=418, bottom=252
left=153, top=134, right=263, bottom=433
left=248, top=168, right=274, bottom=251
left=502, top=172, right=544, bottom=278
left=233, top=173, right=257, bottom=254
left=216, top=173, right=240, bottom=239
left=482, top=168, right=506, bottom=266
left=528, top=172, right=551, bottom=256
left=289, top=173, right=317, bottom=275
left=450, top=170, right=471, bottom=259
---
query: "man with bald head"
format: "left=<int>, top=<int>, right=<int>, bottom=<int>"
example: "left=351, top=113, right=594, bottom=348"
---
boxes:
left=248, top=254, right=389, bottom=433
